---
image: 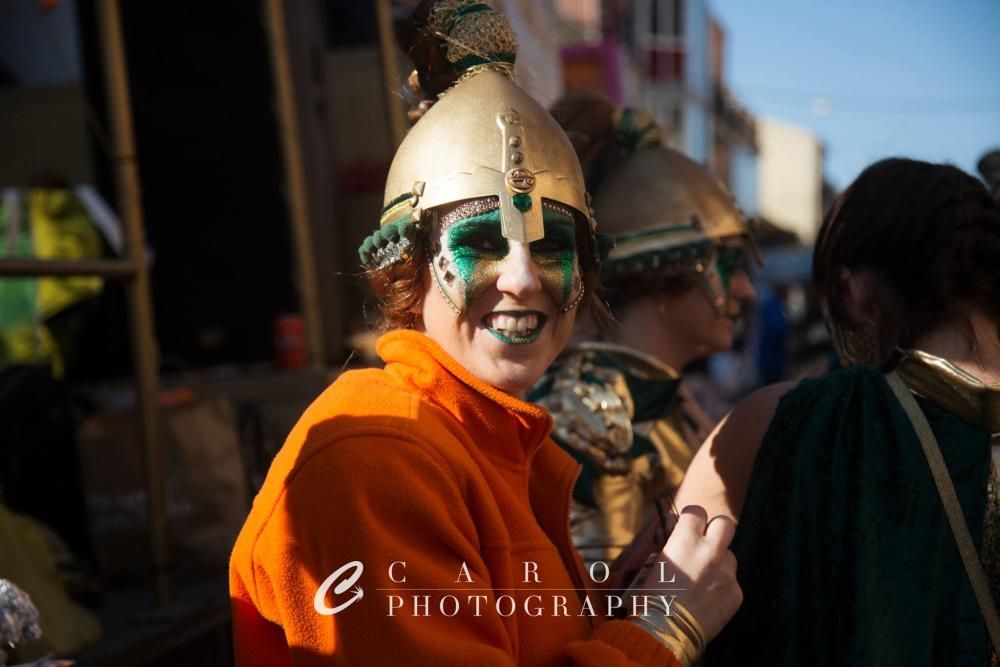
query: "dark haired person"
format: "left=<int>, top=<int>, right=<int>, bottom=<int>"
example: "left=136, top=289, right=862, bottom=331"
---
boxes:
left=531, top=92, right=757, bottom=568
left=674, top=157, right=1000, bottom=665
left=229, top=2, right=741, bottom=665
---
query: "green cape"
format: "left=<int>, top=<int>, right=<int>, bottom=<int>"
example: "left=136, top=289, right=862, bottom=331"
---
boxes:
left=707, top=364, right=993, bottom=666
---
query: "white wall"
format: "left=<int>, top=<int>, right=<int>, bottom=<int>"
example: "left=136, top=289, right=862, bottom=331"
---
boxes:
left=730, top=143, right=759, bottom=215
left=757, top=117, right=824, bottom=244
left=499, top=0, right=566, bottom=109
left=681, top=0, right=711, bottom=163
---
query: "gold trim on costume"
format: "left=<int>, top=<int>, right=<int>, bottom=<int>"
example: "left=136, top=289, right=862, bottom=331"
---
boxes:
left=896, top=349, right=1000, bottom=437
left=894, top=350, right=1000, bottom=662
left=887, top=371, right=1000, bottom=652
left=569, top=342, right=681, bottom=381
left=537, top=343, right=710, bottom=566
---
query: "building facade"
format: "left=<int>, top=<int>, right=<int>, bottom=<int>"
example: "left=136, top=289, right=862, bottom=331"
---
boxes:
left=555, top=0, right=758, bottom=214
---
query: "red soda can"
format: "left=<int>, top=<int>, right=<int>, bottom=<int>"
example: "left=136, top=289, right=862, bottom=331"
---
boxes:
left=275, top=314, right=306, bottom=370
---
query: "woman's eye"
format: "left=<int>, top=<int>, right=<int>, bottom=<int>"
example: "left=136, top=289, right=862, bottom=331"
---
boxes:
left=461, top=236, right=502, bottom=253
left=531, top=237, right=574, bottom=254
left=451, top=231, right=506, bottom=255
left=717, top=248, right=747, bottom=272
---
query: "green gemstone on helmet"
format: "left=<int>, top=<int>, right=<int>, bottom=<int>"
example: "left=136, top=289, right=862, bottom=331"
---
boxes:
left=512, top=193, right=532, bottom=213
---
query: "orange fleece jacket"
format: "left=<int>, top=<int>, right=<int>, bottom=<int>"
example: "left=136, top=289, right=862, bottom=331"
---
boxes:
left=230, top=330, right=680, bottom=666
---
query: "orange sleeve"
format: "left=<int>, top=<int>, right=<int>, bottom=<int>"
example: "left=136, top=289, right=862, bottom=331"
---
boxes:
left=234, top=433, right=680, bottom=666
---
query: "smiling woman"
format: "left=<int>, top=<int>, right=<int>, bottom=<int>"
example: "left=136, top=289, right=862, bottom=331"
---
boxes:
left=228, top=1, right=743, bottom=665
left=419, top=197, right=586, bottom=393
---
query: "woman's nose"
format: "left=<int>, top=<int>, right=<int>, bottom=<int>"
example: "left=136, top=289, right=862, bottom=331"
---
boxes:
left=729, top=269, right=756, bottom=304
left=494, top=241, right=543, bottom=298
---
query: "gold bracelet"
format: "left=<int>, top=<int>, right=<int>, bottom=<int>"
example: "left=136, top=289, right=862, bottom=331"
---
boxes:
left=670, top=600, right=706, bottom=653
left=628, top=596, right=705, bottom=667
left=648, top=596, right=705, bottom=650
left=630, top=614, right=699, bottom=667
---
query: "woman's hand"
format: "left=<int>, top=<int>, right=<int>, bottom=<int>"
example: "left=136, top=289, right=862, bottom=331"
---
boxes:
left=634, top=505, right=742, bottom=641
left=608, top=510, right=675, bottom=596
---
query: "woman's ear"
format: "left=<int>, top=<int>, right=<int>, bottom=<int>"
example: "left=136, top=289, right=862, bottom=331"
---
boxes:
left=838, top=267, right=876, bottom=327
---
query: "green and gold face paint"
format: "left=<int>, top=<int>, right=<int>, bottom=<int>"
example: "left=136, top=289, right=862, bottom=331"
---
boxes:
left=696, top=239, right=753, bottom=317
left=714, top=243, right=750, bottom=299
left=429, top=197, right=583, bottom=315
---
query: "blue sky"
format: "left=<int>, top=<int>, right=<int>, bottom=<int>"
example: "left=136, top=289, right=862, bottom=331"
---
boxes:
left=710, top=0, right=1000, bottom=190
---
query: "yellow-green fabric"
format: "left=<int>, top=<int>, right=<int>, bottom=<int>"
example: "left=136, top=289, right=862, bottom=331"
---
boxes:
left=0, top=189, right=105, bottom=373
left=0, top=196, right=44, bottom=365
left=0, top=503, right=102, bottom=661
left=28, top=189, right=104, bottom=319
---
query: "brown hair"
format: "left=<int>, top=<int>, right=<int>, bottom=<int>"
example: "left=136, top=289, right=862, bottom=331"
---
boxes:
left=366, top=235, right=429, bottom=330
left=550, top=90, right=690, bottom=313
left=814, top=157, right=1000, bottom=365
left=551, top=90, right=637, bottom=197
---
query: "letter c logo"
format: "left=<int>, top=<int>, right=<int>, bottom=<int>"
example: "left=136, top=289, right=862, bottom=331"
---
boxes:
left=314, top=561, right=364, bottom=616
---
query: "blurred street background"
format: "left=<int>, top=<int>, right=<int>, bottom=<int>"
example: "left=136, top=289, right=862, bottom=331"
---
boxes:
left=0, top=1, right=996, bottom=664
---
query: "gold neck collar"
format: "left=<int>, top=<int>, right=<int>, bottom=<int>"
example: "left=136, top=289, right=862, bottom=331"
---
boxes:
left=568, top=341, right=681, bottom=381
left=896, top=349, right=1000, bottom=436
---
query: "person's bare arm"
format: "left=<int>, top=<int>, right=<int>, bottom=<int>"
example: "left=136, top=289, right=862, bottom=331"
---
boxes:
left=674, top=381, right=796, bottom=521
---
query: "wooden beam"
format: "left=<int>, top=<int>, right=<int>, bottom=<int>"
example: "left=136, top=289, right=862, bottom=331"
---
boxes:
left=96, top=0, right=171, bottom=608
left=263, top=0, right=326, bottom=369
left=0, top=258, right=139, bottom=277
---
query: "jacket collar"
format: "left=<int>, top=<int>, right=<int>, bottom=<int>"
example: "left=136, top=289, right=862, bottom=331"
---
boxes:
left=377, top=330, right=554, bottom=464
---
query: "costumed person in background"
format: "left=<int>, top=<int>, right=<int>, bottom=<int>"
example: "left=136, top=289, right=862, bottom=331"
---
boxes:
left=230, top=2, right=741, bottom=666
left=675, top=158, right=1000, bottom=666
left=530, top=91, right=757, bottom=568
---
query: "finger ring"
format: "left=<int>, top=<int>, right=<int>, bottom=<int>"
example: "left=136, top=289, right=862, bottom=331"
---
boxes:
left=707, top=515, right=737, bottom=527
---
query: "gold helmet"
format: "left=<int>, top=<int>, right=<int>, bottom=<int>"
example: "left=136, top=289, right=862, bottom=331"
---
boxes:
left=553, top=93, right=758, bottom=313
left=360, top=0, right=594, bottom=272
left=601, top=145, right=759, bottom=313
left=596, top=146, right=753, bottom=266
left=380, top=70, right=590, bottom=242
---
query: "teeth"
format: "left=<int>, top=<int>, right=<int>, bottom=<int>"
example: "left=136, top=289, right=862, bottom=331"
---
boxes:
left=488, top=312, right=541, bottom=336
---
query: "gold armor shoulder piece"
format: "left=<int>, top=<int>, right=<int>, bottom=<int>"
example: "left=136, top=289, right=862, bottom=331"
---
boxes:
left=570, top=341, right=681, bottom=382
left=535, top=349, right=635, bottom=474
left=896, top=349, right=1000, bottom=437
